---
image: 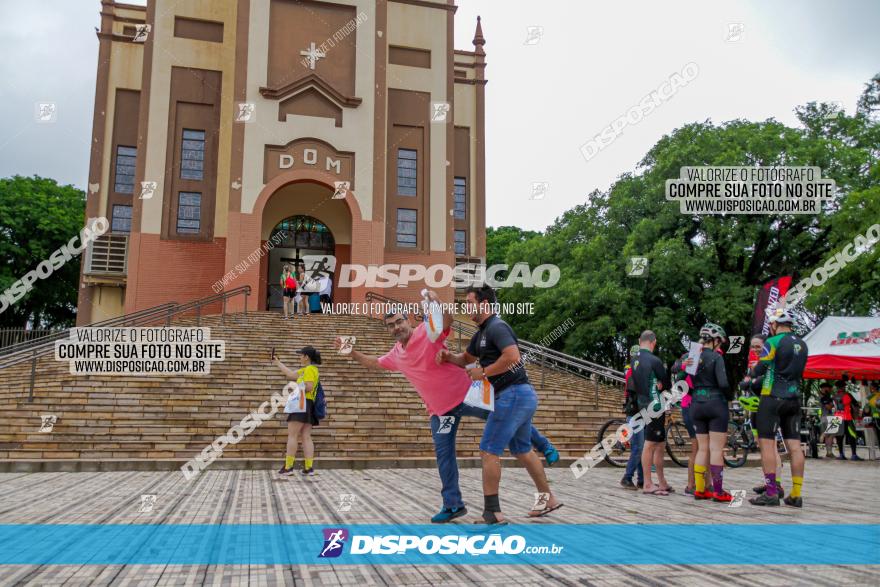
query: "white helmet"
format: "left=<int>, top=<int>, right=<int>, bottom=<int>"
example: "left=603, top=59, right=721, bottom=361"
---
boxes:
left=767, top=306, right=796, bottom=325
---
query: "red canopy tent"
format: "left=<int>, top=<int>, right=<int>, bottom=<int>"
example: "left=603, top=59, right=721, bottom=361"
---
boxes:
left=802, top=316, right=880, bottom=380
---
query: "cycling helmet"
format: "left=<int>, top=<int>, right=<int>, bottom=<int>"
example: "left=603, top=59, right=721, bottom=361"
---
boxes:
left=699, top=322, right=727, bottom=340
left=738, top=395, right=760, bottom=412
left=767, top=307, right=796, bottom=325
left=629, top=344, right=640, bottom=358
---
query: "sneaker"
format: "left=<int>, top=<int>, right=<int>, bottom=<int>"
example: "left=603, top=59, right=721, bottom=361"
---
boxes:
left=685, top=486, right=694, bottom=495
left=544, top=446, right=560, bottom=466
left=301, top=468, right=315, bottom=476
left=753, top=483, right=785, bottom=498
left=694, top=490, right=714, bottom=500
left=749, top=493, right=780, bottom=506
left=851, top=454, right=863, bottom=461
left=431, top=506, right=468, bottom=523
left=837, top=454, right=847, bottom=460
left=712, top=490, right=733, bottom=503
left=636, top=480, right=644, bottom=489
left=783, top=496, right=803, bottom=508
left=620, top=478, right=638, bottom=490
left=277, top=466, right=294, bottom=475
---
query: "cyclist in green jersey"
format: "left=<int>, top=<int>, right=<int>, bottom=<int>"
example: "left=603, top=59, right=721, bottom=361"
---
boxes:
left=749, top=307, right=808, bottom=508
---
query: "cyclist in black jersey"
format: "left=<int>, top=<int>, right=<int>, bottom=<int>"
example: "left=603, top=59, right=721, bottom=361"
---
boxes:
left=633, top=330, right=672, bottom=495
left=682, top=323, right=733, bottom=502
left=749, top=307, right=808, bottom=508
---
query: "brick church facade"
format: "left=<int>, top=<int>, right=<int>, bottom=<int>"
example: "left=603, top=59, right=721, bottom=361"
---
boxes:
left=77, top=0, right=487, bottom=324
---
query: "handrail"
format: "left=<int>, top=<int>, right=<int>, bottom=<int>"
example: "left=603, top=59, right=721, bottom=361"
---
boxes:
left=364, top=291, right=624, bottom=383
left=0, top=303, right=178, bottom=362
left=0, top=286, right=252, bottom=402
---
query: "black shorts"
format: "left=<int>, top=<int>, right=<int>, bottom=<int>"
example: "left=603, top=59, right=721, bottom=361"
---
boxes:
left=287, top=398, right=319, bottom=426
left=756, top=396, right=799, bottom=440
left=283, top=288, right=297, bottom=299
left=691, top=399, right=729, bottom=434
left=645, top=413, right=666, bottom=442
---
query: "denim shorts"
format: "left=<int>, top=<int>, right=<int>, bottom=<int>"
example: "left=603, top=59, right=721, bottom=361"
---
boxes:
left=480, top=383, right=538, bottom=456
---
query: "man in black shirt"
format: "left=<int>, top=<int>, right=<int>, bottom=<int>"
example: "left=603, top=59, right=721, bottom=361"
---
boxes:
left=632, top=330, right=672, bottom=495
left=438, top=285, right=562, bottom=524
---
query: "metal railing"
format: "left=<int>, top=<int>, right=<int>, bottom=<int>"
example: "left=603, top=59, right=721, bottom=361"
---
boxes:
left=0, top=328, right=65, bottom=350
left=363, top=291, right=624, bottom=387
left=0, top=286, right=251, bottom=402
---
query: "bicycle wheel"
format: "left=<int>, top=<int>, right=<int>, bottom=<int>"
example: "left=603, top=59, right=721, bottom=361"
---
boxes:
left=597, top=418, right=630, bottom=467
left=666, top=421, right=692, bottom=467
left=724, top=420, right=749, bottom=468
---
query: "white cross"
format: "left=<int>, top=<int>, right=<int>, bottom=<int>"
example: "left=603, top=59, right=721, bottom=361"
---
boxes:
left=300, top=42, right=326, bottom=70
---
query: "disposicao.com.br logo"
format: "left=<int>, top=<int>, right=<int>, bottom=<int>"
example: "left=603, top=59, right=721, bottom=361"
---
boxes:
left=317, top=527, right=563, bottom=558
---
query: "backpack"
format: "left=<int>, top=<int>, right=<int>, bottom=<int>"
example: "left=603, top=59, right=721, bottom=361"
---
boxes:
left=314, top=382, right=327, bottom=420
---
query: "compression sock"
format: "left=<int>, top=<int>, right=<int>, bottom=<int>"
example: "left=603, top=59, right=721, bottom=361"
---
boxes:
left=285, top=455, right=295, bottom=469
left=791, top=476, right=803, bottom=498
left=305, top=458, right=314, bottom=470
left=709, top=465, right=724, bottom=494
left=764, top=473, right=778, bottom=497
left=694, top=464, right=707, bottom=493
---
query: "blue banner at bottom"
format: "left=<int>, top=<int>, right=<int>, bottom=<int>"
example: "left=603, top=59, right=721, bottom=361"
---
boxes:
left=0, top=524, right=877, bottom=565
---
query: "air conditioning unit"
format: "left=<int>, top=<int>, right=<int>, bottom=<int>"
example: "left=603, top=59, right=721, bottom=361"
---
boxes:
left=85, top=233, right=128, bottom=274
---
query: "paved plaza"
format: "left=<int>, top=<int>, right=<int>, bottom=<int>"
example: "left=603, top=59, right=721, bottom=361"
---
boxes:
left=0, top=459, right=877, bottom=586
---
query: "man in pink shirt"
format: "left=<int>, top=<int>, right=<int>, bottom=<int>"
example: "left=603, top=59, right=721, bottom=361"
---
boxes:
left=336, top=291, right=557, bottom=524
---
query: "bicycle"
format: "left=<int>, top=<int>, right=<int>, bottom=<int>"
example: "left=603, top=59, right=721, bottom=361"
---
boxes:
left=597, top=418, right=631, bottom=467
left=724, top=399, right=755, bottom=468
left=665, top=410, right=693, bottom=467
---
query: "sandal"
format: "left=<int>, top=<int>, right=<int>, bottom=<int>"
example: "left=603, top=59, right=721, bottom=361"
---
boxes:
left=659, top=486, right=676, bottom=493
left=528, top=503, right=564, bottom=518
left=643, top=488, right=670, bottom=496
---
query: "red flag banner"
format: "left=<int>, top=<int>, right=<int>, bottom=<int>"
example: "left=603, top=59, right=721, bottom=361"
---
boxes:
left=751, top=276, right=792, bottom=336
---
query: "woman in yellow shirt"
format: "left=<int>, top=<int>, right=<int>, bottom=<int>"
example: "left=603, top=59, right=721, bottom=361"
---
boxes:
left=273, top=346, right=321, bottom=475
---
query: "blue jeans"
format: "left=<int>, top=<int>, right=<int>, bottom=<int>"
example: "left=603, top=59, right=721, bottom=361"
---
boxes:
left=480, top=383, right=538, bottom=455
left=430, top=392, right=551, bottom=509
left=624, top=415, right=645, bottom=483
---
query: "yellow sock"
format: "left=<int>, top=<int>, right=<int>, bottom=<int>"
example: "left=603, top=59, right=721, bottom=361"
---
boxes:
left=305, top=458, right=314, bottom=469
left=285, top=455, right=295, bottom=469
left=791, top=476, right=803, bottom=498
left=694, top=465, right=707, bottom=492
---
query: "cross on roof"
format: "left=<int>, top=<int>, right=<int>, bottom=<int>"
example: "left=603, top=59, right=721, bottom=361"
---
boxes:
left=300, top=42, right=326, bottom=70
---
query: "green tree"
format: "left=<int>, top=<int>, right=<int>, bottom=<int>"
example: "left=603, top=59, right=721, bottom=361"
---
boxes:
left=485, top=225, right=540, bottom=267
left=496, top=74, right=880, bottom=377
left=0, top=175, right=86, bottom=328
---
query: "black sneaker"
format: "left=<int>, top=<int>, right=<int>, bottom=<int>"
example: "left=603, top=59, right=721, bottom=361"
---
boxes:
left=277, top=466, right=294, bottom=475
left=837, top=454, right=848, bottom=460
left=783, top=495, right=803, bottom=508
left=636, top=480, right=644, bottom=489
left=753, top=483, right=785, bottom=498
left=749, top=492, right=780, bottom=506
left=620, top=478, right=638, bottom=490
left=851, top=454, right=863, bottom=461
left=301, top=467, right=315, bottom=476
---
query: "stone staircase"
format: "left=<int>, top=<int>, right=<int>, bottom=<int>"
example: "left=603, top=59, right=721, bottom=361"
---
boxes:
left=0, top=312, right=625, bottom=470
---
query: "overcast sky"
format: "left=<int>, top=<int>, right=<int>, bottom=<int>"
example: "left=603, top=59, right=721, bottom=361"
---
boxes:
left=0, top=0, right=877, bottom=231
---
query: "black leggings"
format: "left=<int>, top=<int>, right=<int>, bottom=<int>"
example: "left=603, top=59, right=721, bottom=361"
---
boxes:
left=837, top=420, right=858, bottom=454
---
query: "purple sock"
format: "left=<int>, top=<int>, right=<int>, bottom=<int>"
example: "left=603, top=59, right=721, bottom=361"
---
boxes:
left=765, top=473, right=778, bottom=497
left=710, top=465, right=724, bottom=494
